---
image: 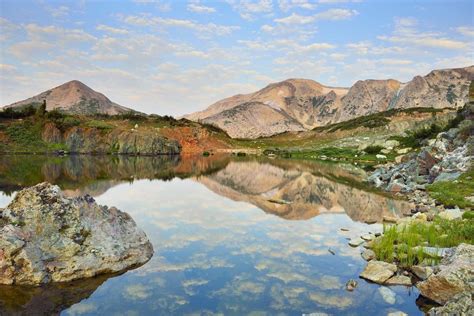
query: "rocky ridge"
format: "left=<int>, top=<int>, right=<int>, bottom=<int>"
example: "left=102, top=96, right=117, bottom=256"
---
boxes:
left=0, top=182, right=153, bottom=285
left=185, top=66, right=473, bottom=138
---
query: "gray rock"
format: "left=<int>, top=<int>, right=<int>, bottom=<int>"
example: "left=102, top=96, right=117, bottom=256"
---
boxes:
left=378, top=286, right=396, bottom=304
left=427, top=292, right=473, bottom=316
left=411, top=265, right=433, bottom=280
left=434, top=171, right=461, bottom=182
left=417, top=243, right=474, bottom=305
left=348, top=237, right=365, bottom=247
left=438, top=208, right=462, bottom=220
left=361, top=249, right=376, bottom=261
left=0, top=183, right=153, bottom=285
left=361, top=234, right=375, bottom=241
left=384, top=275, right=412, bottom=286
left=360, top=261, right=397, bottom=284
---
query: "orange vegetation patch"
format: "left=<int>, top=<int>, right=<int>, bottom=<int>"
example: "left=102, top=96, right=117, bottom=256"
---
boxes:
left=161, top=126, right=230, bottom=154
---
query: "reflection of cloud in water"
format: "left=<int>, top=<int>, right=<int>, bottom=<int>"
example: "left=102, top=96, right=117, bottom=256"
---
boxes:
left=64, top=302, right=97, bottom=315
left=124, top=284, right=152, bottom=300
left=309, top=292, right=353, bottom=309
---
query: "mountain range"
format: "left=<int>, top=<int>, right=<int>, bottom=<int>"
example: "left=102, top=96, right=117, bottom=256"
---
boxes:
left=3, top=80, right=134, bottom=115
left=2, top=66, right=473, bottom=139
left=185, top=66, right=474, bottom=138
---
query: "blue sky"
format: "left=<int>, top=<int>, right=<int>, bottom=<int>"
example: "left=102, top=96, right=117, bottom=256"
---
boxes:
left=0, top=0, right=473, bottom=115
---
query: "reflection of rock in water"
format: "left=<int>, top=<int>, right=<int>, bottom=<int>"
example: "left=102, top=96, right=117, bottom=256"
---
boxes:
left=0, top=154, right=231, bottom=197
left=0, top=274, right=112, bottom=315
left=197, top=161, right=412, bottom=222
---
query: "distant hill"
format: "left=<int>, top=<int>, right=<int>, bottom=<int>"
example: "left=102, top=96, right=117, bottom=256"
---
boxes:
left=3, top=80, right=135, bottom=115
left=185, top=66, right=474, bottom=138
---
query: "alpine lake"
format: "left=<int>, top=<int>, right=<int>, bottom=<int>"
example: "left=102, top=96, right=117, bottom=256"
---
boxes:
left=0, top=154, right=430, bottom=315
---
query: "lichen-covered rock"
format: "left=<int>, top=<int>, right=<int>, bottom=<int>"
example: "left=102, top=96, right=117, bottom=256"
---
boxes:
left=417, top=243, right=474, bottom=305
left=0, top=182, right=153, bottom=285
left=427, top=292, right=473, bottom=316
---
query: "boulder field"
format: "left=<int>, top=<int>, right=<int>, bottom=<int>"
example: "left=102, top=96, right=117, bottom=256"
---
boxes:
left=0, top=182, right=153, bottom=285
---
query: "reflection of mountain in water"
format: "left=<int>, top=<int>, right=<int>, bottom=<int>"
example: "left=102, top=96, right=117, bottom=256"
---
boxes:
left=0, top=154, right=410, bottom=222
left=0, top=274, right=113, bottom=315
left=196, top=161, right=412, bottom=222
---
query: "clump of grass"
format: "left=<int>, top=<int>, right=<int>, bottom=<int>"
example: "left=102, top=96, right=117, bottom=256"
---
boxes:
left=85, top=120, right=114, bottom=131
left=364, top=145, right=384, bottom=154
left=372, top=217, right=474, bottom=267
left=427, top=168, right=474, bottom=209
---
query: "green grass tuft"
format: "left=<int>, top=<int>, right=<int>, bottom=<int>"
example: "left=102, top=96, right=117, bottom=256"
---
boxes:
left=373, top=216, right=474, bottom=267
left=427, top=168, right=474, bottom=209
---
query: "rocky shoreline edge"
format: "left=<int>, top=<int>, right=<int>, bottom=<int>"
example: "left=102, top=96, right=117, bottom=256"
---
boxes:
left=0, top=182, right=153, bottom=286
left=352, top=106, right=473, bottom=315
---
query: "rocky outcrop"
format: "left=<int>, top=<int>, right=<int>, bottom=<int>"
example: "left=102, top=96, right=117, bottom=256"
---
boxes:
left=0, top=183, right=153, bottom=285
left=4, top=80, right=135, bottom=115
left=417, top=243, right=474, bottom=305
left=369, top=116, right=473, bottom=193
left=185, top=66, right=473, bottom=138
left=38, top=123, right=182, bottom=155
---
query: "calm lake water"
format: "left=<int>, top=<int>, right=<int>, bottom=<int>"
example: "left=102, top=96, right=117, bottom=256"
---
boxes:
left=0, top=154, right=426, bottom=315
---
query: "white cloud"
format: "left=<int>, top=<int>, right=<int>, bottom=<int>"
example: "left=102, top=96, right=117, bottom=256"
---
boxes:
left=132, top=0, right=171, bottom=11
left=275, top=8, right=358, bottom=24
left=122, top=15, right=239, bottom=36
left=187, top=1, right=216, bottom=13
left=46, top=5, right=70, bottom=18
left=227, top=0, right=273, bottom=20
left=456, top=26, right=474, bottom=37
left=278, top=0, right=318, bottom=11
left=261, top=24, right=274, bottom=32
left=24, top=24, right=96, bottom=42
left=378, top=17, right=469, bottom=50
left=96, top=24, right=129, bottom=35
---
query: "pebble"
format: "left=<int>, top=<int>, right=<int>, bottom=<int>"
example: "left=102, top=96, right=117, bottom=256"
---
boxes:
left=348, top=238, right=365, bottom=247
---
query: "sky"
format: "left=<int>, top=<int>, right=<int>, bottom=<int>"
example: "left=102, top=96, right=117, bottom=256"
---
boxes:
left=0, top=0, right=473, bottom=116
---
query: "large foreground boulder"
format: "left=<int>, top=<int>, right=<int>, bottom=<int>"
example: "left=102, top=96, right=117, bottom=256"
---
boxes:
left=417, top=243, right=473, bottom=305
left=0, top=183, right=153, bottom=285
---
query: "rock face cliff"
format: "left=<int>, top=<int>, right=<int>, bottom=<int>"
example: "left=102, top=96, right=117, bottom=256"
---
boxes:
left=3, top=80, right=134, bottom=115
left=0, top=182, right=153, bottom=285
left=185, top=66, right=474, bottom=139
left=41, top=122, right=181, bottom=155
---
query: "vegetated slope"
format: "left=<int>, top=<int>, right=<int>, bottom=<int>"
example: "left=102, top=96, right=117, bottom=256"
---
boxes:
left=3, top=80, right=135, bottom=115
left=185, top=66, right=474, bottom=138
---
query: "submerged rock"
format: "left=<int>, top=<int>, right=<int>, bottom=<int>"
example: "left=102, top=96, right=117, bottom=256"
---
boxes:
left=378, top=286, right=396, bottom=304
left=0, top=183, right=153, bottom=286
left=345, top=279, right=358, bottom=291
left=360, top=261, right=397, bottom=284
left=417, top=243, right=473, bottom=305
